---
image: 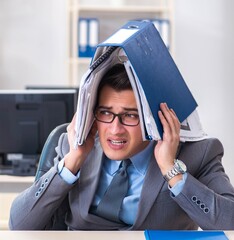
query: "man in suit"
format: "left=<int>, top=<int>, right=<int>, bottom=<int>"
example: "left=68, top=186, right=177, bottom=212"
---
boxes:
left=9, top=64, right=234, bottom=230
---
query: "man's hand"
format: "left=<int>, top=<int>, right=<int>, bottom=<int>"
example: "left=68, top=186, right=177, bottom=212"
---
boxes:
left=154, top=103, right=181, bottom=185
left=64, top=113, right=97, bottom=175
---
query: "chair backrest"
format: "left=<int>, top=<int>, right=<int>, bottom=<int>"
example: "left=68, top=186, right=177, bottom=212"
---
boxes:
left=35, top=123, right=70, bottom=229
left=35, top=123, right=68, bottom=181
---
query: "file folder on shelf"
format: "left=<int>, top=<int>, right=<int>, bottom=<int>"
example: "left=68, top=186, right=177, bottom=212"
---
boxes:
left=144, top=230, right=228, bottom=240
left=78, top=18, right=99, bottom=58
left=74, top=20, right=206, bottom=147
left=78, top=18, right=88, bottom=58
left=88, top=18, right=99, bottom=57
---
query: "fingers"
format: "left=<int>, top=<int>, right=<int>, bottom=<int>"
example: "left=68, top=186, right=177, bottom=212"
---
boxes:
left=67, top=113, right=77, bottom=132
left=158, top=103, right=181, bottom=138
left=66, top=113, right=77, bottom=150
left=88, top=121, right=98, bottom=139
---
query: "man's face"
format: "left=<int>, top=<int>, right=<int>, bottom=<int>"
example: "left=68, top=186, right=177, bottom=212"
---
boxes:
left=96, top=85, right=149, bottom=161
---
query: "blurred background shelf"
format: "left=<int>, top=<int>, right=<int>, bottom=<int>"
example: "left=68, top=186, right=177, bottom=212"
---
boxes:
left=67, top=0, right=174, bottom=86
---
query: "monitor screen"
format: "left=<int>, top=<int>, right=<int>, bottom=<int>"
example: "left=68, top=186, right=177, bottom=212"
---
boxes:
left=0, top=89, right=77, bottom=175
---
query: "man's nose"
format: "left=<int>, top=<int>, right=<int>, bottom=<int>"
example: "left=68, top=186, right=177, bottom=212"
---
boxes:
left=109, top=116, right=125, bottom=133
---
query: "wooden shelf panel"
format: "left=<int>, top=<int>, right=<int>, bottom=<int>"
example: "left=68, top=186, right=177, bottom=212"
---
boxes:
left=70, top=5, right=171, bottom=13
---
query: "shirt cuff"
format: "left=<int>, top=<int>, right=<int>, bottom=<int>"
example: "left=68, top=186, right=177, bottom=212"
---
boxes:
left=58, top=158, right=80, bottom=185
left=169, top=172, right=187, bottom=196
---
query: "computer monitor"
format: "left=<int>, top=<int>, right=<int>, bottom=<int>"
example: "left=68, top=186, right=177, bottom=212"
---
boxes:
left=25, top=85, right=79, bottom=101
left=0, top=89, right=77, bottom=176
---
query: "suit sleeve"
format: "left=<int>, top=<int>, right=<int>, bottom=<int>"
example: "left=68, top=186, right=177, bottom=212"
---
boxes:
left=173, top=138, right=234, bottom=230
left=9, top=133, right=75, bottom=230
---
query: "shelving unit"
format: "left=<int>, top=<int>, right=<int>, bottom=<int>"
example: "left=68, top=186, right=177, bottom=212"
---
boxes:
left=67, top=0, right=174, bottom=86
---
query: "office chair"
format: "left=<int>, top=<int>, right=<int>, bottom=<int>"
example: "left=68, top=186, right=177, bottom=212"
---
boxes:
left=35, top=123, right=70, bottom=230
left=35, top=123, right=69, bottom=180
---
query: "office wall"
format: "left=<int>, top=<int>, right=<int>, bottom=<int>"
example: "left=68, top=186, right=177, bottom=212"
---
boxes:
left=0, top=0, right=67, bottom=89
left=174, top=0, right=234, bottom=184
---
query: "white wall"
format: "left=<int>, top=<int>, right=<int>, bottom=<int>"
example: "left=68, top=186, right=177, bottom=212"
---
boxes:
left=174, top=0, right=234, bottom=184
left=0, top=0, right=67, bottom=89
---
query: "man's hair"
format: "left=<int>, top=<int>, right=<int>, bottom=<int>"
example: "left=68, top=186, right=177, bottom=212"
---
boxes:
left=97, top=64, right=132, bottom=94
left=95, top=64, right=132, bottom=109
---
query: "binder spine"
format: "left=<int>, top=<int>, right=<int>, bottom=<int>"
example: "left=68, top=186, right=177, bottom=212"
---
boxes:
left=90, top=46, right=117, bottom=71
left=78, top=18, right=99, bottom=58
left=78, top=18, right=88, bottom=58
left=88, top=18, right=99, bottom=57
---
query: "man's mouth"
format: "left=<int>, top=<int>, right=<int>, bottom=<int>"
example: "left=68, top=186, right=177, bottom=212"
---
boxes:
left=109, top=139, right=127, bottom=145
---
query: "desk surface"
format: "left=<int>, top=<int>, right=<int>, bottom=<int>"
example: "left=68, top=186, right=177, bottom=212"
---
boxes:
left=0, top=231, right=233, bottom=240
left=0, top=175, right=35, bottom=230
left=0, top=175, right=34, bottom=183
left=1, top=231, right=143, bottom=240
left=0, top=175, right=34, bottom=193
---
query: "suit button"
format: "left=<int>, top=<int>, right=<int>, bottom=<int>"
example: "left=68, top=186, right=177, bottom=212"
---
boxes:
left=204, top=207, right=210, bottom=213
left=44, top=178, right=49, bottom=184
left=200, top=203, right=205, bottom=209
left=191, top=196, right=197, bottom=202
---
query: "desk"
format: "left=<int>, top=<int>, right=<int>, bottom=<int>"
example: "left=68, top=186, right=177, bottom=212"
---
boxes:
left=0, top=175, right=34, bottom=230
left=0, top=175, right=34, bottom=192
left=0, top=231, right=233, bottom=240
left=0, top=231, right=143, bottom=240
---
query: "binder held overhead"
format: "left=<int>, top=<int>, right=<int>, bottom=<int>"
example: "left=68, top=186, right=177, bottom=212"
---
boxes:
left=74, top=20, right=207, bottom=147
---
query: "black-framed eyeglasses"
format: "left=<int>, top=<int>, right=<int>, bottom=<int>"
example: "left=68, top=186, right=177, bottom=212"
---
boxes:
left=94, top=109, right=140, bottom=126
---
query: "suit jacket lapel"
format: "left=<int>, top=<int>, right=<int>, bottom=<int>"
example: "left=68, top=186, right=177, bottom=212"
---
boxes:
left=132, top=154, right=165, bottom=229
left=78, top=140, right=104, bottom=216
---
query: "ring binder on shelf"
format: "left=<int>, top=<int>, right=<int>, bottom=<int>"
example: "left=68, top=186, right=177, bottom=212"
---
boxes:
left=78, top=18, right=99, bottom=58
left=78, top=18, right=88, bottom=58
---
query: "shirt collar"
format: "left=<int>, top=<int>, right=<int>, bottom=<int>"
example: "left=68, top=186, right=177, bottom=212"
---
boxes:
left=130, top=141, right=155, bottom=175
left=107, top=158, right=122, bottom=175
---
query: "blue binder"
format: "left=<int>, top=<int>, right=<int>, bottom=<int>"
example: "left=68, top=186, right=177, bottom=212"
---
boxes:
left=78, top=18, right=99, bottom=58
left=78, top=18, right=89, bottom=58
left=92, top=20, right=197, bottom=139
left=133, top=18, right=170, bottom=49
left=144, top=230, right=228, bottom=240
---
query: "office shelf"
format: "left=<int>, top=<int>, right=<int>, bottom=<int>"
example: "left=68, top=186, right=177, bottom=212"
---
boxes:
left=67, top=0, right=174, bottom=86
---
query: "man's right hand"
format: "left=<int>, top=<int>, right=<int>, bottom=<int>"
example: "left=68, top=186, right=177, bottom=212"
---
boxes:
left=64, top=113, right=97, bottom=175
